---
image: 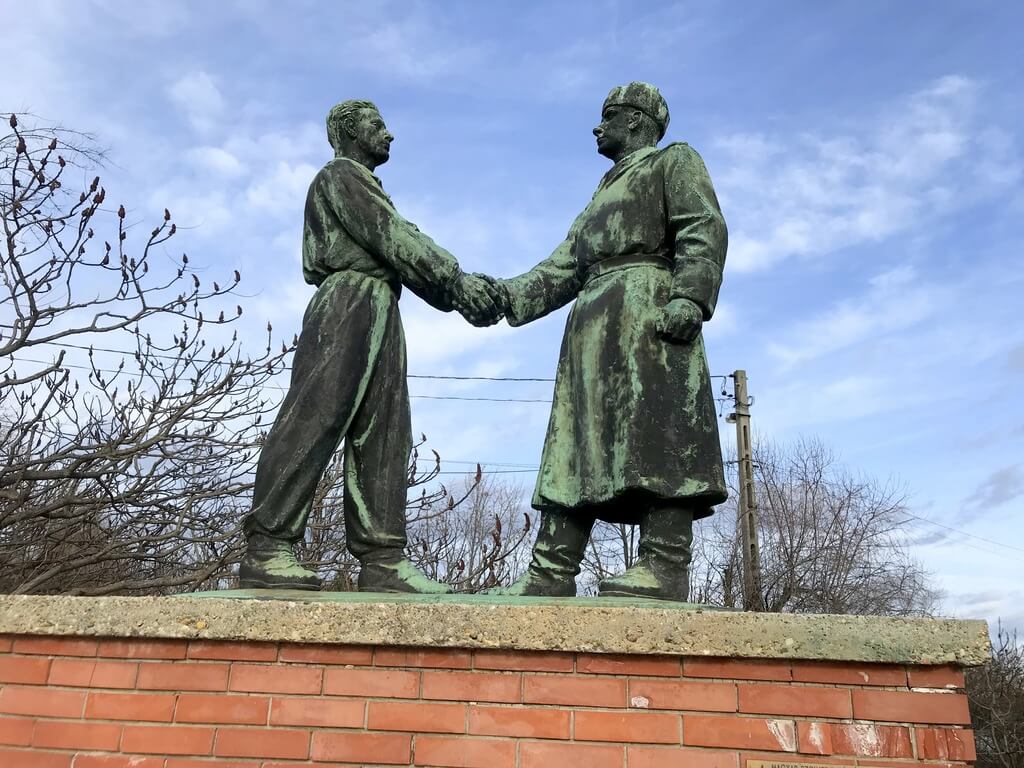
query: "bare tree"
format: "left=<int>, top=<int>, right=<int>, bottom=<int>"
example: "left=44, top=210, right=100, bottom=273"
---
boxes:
left=1, top=116, right=538, bottom=598
left=0, top=115, right=293, bottom=595
left=407, top=468, right=533, bottom=592
left=575, top=437, right=939, bottom=615
left=579, top=521, right=639, bottom=595
left=692, top=437, right=940, bottom=616
left=300, top=439, right=533, bottom=593
left=968, top=623, right=1024, bottom=768
left=689, top=512, right=743, bottom=608
left=0, top=115, right=944, bottom=615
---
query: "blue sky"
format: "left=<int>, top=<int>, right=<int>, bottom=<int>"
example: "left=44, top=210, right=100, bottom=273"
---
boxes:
left=5, top=0, right=1022, bottom=629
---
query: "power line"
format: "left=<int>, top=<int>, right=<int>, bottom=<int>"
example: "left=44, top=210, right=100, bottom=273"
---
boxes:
left=6, top=355, right=732, bottom=407
left=430, top=464, right=1024, bottom=556
left=410, top=395, right=552, bottom=404
left=30, top=341, right=558, bottom=382
left=410, top=374, right=554, bottom=383
left=435, top=469, right=539, bottom=475
left=413, top=460, right=540, bottom=473
left=27, top=340, right=730, bottom=382
left=907, top=528, right=1023, bottom=564
left=4, top=348, right=1019, bottom=561
left=5, top=355, right=544, bottom=402
left=902, top=510, right=1024, bottom=555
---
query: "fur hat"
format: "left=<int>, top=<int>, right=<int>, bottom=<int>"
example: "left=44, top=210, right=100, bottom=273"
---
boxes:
left=603, top=82, right=670, bottom=139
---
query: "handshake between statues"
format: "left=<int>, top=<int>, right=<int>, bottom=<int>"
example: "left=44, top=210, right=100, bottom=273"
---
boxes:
left=448, top=271, right=506, bottom=327
left=241, top=85, right=727, bottom=601
left=448, top=271, right=704, bottom=343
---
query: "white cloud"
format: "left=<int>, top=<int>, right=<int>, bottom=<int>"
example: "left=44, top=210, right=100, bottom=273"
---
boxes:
left=148, top=185, right=233, bottom=238
left=702, top=301, right=737, bottom=341
left=526, top=40, right=604, bottom=100
left=91, top=0, right=192, bottom=37
left=395, top=196, right=560, bottom=277
left=759, top=374, right=893, bottom=433
left=358, top=20, right=482, bottom=82
left=1007, top=343, right=1024, bottom=372
left=714, top=76, right=1022, bottom=274
left=767, top=265, right=949, bottom=367
left=223, top=122, right=326, bottom=167
left=248, top=277, right=314, bottom=342
left=401, top=294, right=516, bottom=371
left=168, top=71, right=226, bottom=134
left=965, top=465, right=1024, bottom=513
left=246, top=161, right=319, bottom=215
left=187, top=146, right=246, bottom=177
left=278, top=3, right=486, bottom=85
left=269, top=226, right=303, bottom=267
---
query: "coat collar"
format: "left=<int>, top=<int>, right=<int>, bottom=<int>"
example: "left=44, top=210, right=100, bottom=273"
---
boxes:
left=597, top=145, right=659, bottom=192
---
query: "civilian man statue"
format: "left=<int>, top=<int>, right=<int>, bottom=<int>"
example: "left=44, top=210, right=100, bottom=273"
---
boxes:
left=239, top=100, right=501, bottom=592
left=491, top=82, right=729, bottom=602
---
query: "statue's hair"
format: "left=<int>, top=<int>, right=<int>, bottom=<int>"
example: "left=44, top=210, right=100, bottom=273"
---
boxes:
left=326, top=100, right=379, bottom=150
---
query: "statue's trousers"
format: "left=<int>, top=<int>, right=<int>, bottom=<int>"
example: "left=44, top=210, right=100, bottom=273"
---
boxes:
left=243, top=271, right=413, bottom=560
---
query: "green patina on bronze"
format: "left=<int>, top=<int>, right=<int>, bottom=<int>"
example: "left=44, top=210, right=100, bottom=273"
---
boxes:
left=493, top=82, right=728, bottom=602
left=239, top=100, right=502, bottom=594
left=502, top=142, right=727, bottom=513
left=236, top=86, right=727, bottom=601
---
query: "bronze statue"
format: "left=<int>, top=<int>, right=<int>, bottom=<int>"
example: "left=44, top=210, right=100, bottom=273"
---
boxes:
left=490, top=82, right=729, bottom=601
left=239, top=100, right=501, bottom=592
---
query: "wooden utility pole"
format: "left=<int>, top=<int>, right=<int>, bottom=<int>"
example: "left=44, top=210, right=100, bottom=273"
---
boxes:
left=729, top=370, right=764, bottom=612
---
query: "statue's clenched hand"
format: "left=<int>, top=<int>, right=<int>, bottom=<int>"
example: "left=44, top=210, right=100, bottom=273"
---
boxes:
left=452, top=273, right=505, bottom=327
left=656, top=298, right=703, bottom=343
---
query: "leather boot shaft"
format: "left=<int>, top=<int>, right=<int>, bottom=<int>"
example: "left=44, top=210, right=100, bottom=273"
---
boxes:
left=599, top=504, right=694, bottom=602
left=486, top=510, right=593, bottom=597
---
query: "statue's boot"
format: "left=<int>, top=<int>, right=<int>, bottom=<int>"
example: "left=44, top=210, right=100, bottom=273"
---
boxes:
left=357, top=556, right=452, bottom=594
left=598, top=505, right=693, bottom=602
left=238, top=535, right=322, bottom=590
left=487, top=511, right=593, bottom=597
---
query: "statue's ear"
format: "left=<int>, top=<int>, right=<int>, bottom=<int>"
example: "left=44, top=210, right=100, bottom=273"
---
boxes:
left=342, top=116, right=360, bottom=139
left=628, top=109, right=644, bottom=131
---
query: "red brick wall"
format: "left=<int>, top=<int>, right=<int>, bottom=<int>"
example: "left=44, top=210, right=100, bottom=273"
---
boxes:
left=0, top=634, right=975, bottom=767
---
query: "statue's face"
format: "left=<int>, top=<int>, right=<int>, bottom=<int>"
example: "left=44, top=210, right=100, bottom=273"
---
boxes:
left=354, top=108, right=394, bottom=166
left=593, top=104, right=633, bottom=159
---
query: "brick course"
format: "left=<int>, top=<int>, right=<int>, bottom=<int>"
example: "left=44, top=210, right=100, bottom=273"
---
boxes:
left=0, top=633, right=979, bottom=766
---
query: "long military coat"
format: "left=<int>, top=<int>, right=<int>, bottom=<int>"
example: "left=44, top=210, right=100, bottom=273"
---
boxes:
left=503, top=143, right=728, bottom=523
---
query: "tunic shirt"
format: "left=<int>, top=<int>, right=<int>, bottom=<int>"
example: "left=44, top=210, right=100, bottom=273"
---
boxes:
left=502, top=143, right=728, bottom=521
left=302, top=156, right=461, bottom=306
left=244, top=156, right=469, bottom=548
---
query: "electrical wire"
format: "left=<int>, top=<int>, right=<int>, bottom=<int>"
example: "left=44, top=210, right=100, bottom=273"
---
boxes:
left=25, top=340, right=731, bottom=382
left=905, top=514, right=1024, bottom=557
left=5, top=355, right=731, bottom=406
left=6, top=352, right=1022, bottom=557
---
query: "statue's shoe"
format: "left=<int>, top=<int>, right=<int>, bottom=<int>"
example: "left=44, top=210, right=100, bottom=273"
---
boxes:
left=238, top=548, right=322, bottom=591
left=357, top=559, right=452, bottom=594
left=485, top=568, right=577, bottom=597
left=598, top=560, right=687, bottom=602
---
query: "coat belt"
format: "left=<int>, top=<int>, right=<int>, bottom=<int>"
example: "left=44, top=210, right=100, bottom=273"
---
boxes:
left=582, top=252, right=673, bottom=284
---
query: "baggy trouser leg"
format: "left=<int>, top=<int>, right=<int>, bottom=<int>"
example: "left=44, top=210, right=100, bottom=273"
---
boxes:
left=487, top=509, right=594, bottom=596
left=598, top=504, right=694, bottom=601
left=342, top=305, right=410, bottom=563
left=240, top=277, right=385, bottom=589
left=344, top=303, right=450, bottom=594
